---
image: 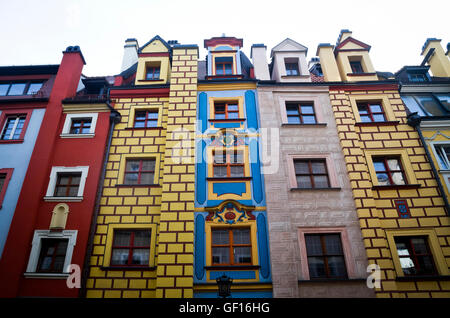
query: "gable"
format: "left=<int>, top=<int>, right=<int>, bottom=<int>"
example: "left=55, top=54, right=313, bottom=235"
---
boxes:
left=139, top=36, right=170, bottom=54
left=335, top=37, right=371, bottom=52
left=271, top=38, right=308, bottom=54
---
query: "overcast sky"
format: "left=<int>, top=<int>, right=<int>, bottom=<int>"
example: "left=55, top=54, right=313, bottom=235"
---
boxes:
left=0, top=0, right=448, bottom=77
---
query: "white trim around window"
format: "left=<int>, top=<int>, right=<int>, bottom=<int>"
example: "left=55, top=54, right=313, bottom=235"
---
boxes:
left=24, top=230, right=77, bottom=279
left=60, top=113, right=98, bottom=138
left=44, top=166, right=89, bottom=202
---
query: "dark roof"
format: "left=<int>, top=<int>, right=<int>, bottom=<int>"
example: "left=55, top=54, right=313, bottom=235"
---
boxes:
left=0, top=64, right=59, bottom=76
left=118, top=62, right=138, bottom=79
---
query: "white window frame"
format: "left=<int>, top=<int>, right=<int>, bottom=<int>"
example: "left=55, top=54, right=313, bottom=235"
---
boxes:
left=44, top=166, right=89, bottom=202
left=430, top=141, right=450, bottom=193
left=60, top=113, right=98, bottom=138
left=24, top=230, right=77, bottom=279
left=1, top=115, right=26, bottom=140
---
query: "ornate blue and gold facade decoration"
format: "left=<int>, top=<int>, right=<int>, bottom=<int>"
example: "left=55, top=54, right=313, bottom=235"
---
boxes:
left=194, top=36, right=272, bottom=298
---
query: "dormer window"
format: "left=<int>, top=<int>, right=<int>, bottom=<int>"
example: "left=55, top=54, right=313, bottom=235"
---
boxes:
left=0, top=81, right=44, bottom=96
left=215, top=57, right=233, bottom=75
left=145, top=65, right=160, bottom=80
left=285, top=59, right=300, bottom=76
left=407, top=73, right=428, bottom=82
left=350, top=60, right=364, bottom=74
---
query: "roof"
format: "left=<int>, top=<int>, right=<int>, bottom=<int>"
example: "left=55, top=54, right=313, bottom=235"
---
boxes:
left=138, top=35, right=171, bottom=53
left=270, top=38, right=308, bottom=57
left=0, top=64, right=59, bottom=76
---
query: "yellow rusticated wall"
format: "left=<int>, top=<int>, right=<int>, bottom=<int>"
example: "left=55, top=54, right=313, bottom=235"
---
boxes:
left=330, top=87, right=450, bottom=298
left=155, top=46, right=198, bottom=298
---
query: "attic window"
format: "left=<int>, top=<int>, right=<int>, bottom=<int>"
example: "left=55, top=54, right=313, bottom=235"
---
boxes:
left=285, top=58, right=300, bottom=76
left=146, top=65, right=160, bottom=80
left=350, top=61, right=364, bottom=73
left=407, top=72, right=428, bottom=82
left=215, top=57, right=233, bottom=75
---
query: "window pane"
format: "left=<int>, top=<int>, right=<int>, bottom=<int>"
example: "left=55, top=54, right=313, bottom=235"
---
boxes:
left=313, top=175, right=329, bottom=188
left=297, top=176, right=312, bottom=188
left=294, top=161, right=309, bottom=174
left=231, top=152, right=244, bottom=164
left=301, top=105, right=315, bottom=114
left=224, top=64, right=233, bottom=75
left=111, top=249, right=130, bottom=265
left=135, top=111, right=147, bottom=120
left=387, top=159, right=401, bottom=171
left=233, top=228, right=250, bottom=244
left=327, top=256, right=347, bottom=277
left=126, top=160, right=141, bottom=172
left=286, top=104, right=299, bottom=115
left=141, top=160, right=155, bottom=171
left=373, top=114, right=385, bottom=122
left=302, top=115, right=316, bottom=124
left=357, top=105, right=368, bottom=114
left=360, top=115, right=371, bottom=123
left=391, top=172, right=406, bottom=185
left=67, top=186, right=79, bottom=197
left=27, top=83, right=43, bottom=95
left=376, top=173, right=390, bottom=185
left=124, top=173, right=139, bottom=184
left=0, top=174, right=5, bottom=191
left=435, top=94, right=450, bottom=112
left=140, top=172, right=154, bottom=184
left=287, top=116, right=300, bottom=124
left=234, top=247, right=251, bottom=264
left=230, top=165, right=244, bottom=177
left=147, top=112, right=158, bottom=119
left=311, top=161, right=326, bottom=174
left=54, top=186, right=67, bottom=197
left=134, top=231, right=151, bottom=247
left=8, top=83, right=26, bottom=95
left=132, top=249, right=149, bottom=265
left=417, top=255, right=435, bottom=275
left=415, top=95, right=445, bottom=116
left=212, top=229, right=229, bottom=245
left=0, top=84, right=9, bottom=96
left=227, top=112, right=239, bottom=119
left=305, top=235, right=323, bottom=256
left=214, top=152, right=226, bottom=164
left=411, top=238, right=428, bottom=254
left=114, top=231, right=131, bottom=246
left=373, top=160, right=386, bottom=172
left=227, top=104, right=238, bottom=111
left=146, top=120, right=158, bottom=128
left=308, top=257, right=326, bottom=278
left=212, top=247, right=229, bottom=264
left=369, top=104, right=383, bottom=113
left=324, top=234, right=343, bottom=254
left=213, top=165, right=227, bottom=177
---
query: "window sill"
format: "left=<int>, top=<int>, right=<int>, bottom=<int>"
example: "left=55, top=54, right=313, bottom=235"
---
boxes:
left=137, top=79, right=165, bottom=83
left=60, top=133, right=95, bottom=139
left=0, top=139, right=24, bottom=144
left=355, top=121, right=400, bottom=126
left=100, top=266, right=156, bottom=271
left=290, top=187, right=341, bottom=191
left=205, top=265, right=260, bottom=270
left=372, top=184, right=421, bottom=190
left=282, top=123, right=327, bottom=127
left=125, top=127, right=162, bottom=130
left=205, top=75, right=244, bottom=80
left=396, top=275, right=450, bottom=282
left=43, top=196, right=83, bottom=202
left=346, top=72, right=377, bottom=77
left=24, top=272, right=69, bottom=279
left=207, top=177, right=252, bottom=181
left=281, top=75, right=310, bottom=79
left=115, top=184, right=161, bottom=188
left=298, top=278, right=366, bottom=283
left=209, top=118, right=246, bottom=122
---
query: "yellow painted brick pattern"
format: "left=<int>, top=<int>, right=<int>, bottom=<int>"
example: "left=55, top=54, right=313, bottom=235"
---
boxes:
left=155, top=46, right=198, bottom=298
left=86, top=95, right=169, bottom=298
left=330, top=88, right=450, bottom=298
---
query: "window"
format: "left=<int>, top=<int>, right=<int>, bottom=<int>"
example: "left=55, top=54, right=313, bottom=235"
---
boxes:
left=394, top=236, right=436, bottom=276
left=36, top=238, right=69, bottom=273
left=69, top=118, right=92, bottom=134
left=435, top=144, right=450, bottom=169
left=54, top=172, right=82, bottom=197
left=44, top=166, right=89, bottom=201
left=211, top=228, right=252, bottom=266
left=124, top=158, right=156, bottom=185
left=1, top=115, right=26, bottom=140
left=145, top=66, right=160, bottom=80
left=408, top=73, right=428, bottom=82
left=110, top=230, right=152, bottom=267
left=214, top=102, right=239, bottom=120
left=0, top=169, right=13, bottom=209
left=350, top=61, right=364, bottom=73
left=213, top=150, right=245, bottom=178
left=134, top=110, right=158, bottom=128
left=294, top=159, right=330, bottom=189
left=286, top=102, right=316, bottom=124
left=215, top=57, right=233, bottom=75
left=285, top=60, right=300, bottom=76
left=305, top=233, right=348, bottom=279
left=61, top=113, right=98, bottom=137
left=372, top=157, right=406, bottom=186
left=0, top=81, right=44, bottom=96
left=357, top=102, right=386, bottom=123
left=25, top=230, right=77, bottom=277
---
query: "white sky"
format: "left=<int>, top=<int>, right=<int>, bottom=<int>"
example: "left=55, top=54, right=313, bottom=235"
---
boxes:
left=0, top=0, right=448, bottom=77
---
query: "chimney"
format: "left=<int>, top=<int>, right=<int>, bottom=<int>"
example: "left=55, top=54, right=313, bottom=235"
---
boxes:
left=421, top=38, right=450, bottom=77
left=336, top=29, right=352, bottom=46
left=251, top=44, right=270, bottom=80
left=121, top=38, right=139, bottom=73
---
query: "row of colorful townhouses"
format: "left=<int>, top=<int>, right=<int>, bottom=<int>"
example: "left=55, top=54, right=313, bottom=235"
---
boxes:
left=0, top=31, right=449, bottom=298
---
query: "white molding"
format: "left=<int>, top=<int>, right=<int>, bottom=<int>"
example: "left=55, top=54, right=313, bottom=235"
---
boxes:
left=45, top=166, right=89, bottom=198
left=25, top=230, right=78, bottom=274
left=60, top=133, right=95, bottom=139
left=61, top=112, right=98, bottom=136
left=43, top=196, right=83, bottom=202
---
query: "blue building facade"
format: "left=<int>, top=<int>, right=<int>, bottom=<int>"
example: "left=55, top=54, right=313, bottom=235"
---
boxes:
left=193, top=37, right=272, bottom=298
